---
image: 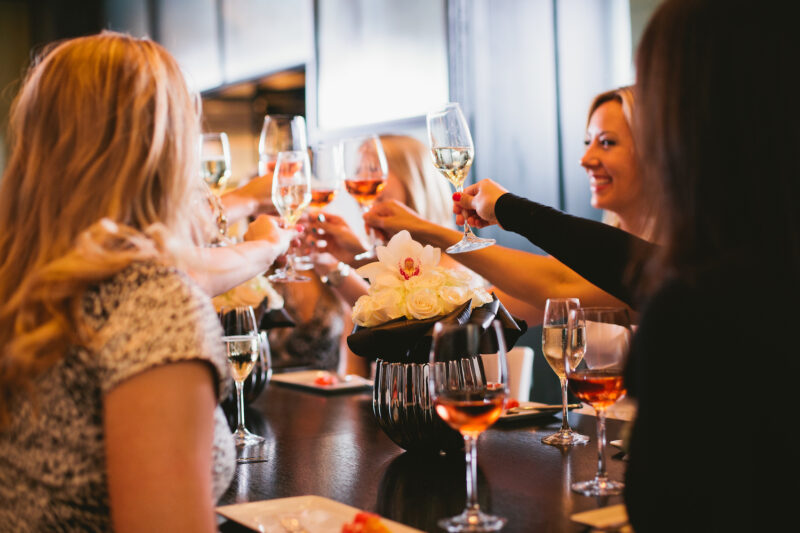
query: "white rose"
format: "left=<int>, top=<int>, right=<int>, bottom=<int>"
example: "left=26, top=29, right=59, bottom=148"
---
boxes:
left=439, top=284, right=470, bottom=309
left=405, top=269, right=445, bottom=291
left=469, top=288, right=494, bottom=307
left=353, top=295, right=380, bottom=327
left=372, top=287, right=406, bottom=321
left=405, top=287, right=445, bottom=320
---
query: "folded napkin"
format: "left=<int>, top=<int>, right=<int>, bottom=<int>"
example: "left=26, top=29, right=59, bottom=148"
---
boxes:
left=571, top=504, right=630, bottom=531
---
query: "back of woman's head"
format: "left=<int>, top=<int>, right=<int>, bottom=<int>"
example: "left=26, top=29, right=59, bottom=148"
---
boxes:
left=0, top=31, right=201, bottom=424
left=379, top=134, right=454, bottom=228
left=635, top=0, right=800, bottom=282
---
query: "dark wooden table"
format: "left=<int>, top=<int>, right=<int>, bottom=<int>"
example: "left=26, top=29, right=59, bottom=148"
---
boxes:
left=217, top=383, right=628, bottom=533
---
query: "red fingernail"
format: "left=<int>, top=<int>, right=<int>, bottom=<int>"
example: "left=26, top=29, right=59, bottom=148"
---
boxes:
left=452, top=192, right=462, bottom=201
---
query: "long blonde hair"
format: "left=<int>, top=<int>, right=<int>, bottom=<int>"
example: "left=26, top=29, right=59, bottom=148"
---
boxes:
left=379, top=134, right=455, bottom=228
left=0, top=32, right=203, bottom=425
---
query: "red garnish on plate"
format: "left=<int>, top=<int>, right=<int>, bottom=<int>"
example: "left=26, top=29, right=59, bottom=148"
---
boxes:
left=341, top=511, right=391, bottom=533
left=504, top=398, right=519, bottom=410
left=314, top=374, right=336, bottom=386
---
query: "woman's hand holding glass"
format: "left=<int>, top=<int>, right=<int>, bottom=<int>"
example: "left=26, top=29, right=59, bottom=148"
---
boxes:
left=452, top=178, right=509, bottom=230
left=269, top=151, right=312, bottom=283
left=565, top=307, right=631, bottom=496
left=430, top=320, right=508, bottom=532
left=219, top=305, right=264, bottom=447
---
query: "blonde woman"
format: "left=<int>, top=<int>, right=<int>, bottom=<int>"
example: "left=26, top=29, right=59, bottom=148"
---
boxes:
left=0, top=32, right=288, bottom=531
left=365, top=87, right=652, bottom=323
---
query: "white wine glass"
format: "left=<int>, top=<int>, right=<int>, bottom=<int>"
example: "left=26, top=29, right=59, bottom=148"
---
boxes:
left=430, top=320, right=508, bottom=532
left=219, top=305, right=264, bottom=446
left=339, top=135, right=388, bottom=261
left=565, top=307, right=632, bottom=496
left=427, top=103, right=495, bottom=254
left=200, top=132, right=232, bottom=245
left=541, top=298, right=590, bottom=446
left=269, top=150, right=312, bottom=283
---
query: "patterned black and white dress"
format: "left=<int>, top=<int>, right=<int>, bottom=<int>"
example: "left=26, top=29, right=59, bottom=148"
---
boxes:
left=0, top=262, right=235, bottom=531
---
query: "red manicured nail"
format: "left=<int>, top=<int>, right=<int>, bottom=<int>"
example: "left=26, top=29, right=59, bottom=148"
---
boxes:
left=452, top=192, right=462, bottom=201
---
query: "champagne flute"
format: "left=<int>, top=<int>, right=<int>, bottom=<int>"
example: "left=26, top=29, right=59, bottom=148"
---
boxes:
left=340, top=135, right=388, bottom=261
left=565, top=307, right=632, bottom=496
left=430, top=320, right=508, bottom=532
left=541, top=298, right=590, bottom=446
left=427, top=103, right=495, bottom=254
left=200, top=132, right=232, bottom=245
left=308, top=141, right=344, bottom=253
left=269, top=150, right=312, bottom=283
left=219, top=305, right=264, bottom=446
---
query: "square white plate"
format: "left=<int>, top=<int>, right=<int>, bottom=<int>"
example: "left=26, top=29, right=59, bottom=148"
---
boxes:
left=216, top=495, right=423, bottom=533
left=270, top=370, right=372, bottom=394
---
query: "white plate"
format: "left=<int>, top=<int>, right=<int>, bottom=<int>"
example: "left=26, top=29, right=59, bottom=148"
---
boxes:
left=270, top=370, right=372, bottom=394
left=496, top=402, right=575, bottom=424
left=216, top=495, right=423, bottom=533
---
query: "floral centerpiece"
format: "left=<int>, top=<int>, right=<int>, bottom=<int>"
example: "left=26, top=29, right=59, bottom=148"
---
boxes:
left=347, top=231, right=527, bottom=453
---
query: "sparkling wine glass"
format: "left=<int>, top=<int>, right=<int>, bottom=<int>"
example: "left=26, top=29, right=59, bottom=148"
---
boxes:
left=200, top=132, right=232, bottom=245
left=427, top=103, right=495, bottom=254
left=219, top=305, right=264, bottom=446
left=565, top=307, right=632, bottom=496
left=269, top=150, right=312, bottom=283
left=541, top=298, right=590, bottom=446
left=430, top=320, right=508, bottom=532
left=339, top=135, right=388, bottom=261
left=308, top=141, right=344, bottom=254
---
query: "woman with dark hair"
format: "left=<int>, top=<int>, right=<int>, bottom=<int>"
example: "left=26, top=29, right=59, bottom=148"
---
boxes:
left=450, top=0, right=795, bottom=528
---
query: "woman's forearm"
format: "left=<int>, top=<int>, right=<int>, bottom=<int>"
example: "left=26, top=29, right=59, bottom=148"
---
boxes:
left=189, top=241, right=281, bottom=296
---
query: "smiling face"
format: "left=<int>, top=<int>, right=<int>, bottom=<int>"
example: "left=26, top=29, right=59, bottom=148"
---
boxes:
left=580, top=100, right=640, bottom=215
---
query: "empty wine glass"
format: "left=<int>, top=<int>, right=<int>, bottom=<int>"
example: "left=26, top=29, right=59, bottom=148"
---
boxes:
left=541, top=298, right=590, bottom=446
left=269, top=150, right=312, bottom=283
left=427, top=103, right=495, bottom=254
left=219, top=305, right=264, bottom=446
left=430, top=320, right=508, bottom=532
left=565, top=307, right=632, bottom=496
left=339, top=135, right=388, bottom=261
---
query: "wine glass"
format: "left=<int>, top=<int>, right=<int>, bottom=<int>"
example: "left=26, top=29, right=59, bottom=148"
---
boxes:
left=308, top=141, right=344, bottom=254
left=427, top=103, right=495, bottom=254
left=339, top=135, right=388, bottom=261
left=540, top=298, right=590, bottom=446
left=200, top=132, right=232, bottom=245
left=258, top=115, right=311, bottom=266
left=269, top=150, right=312, bottom=283
left=219, top=305, right=264, bottom=446
left=565, top=307, right=632, bottom=496
left=429, top=320, right=508, bottom=532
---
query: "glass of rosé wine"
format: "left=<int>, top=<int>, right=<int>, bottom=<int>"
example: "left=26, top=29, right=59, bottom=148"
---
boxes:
left=565, top=307, right=632, bottom=496
left=306, top=141, right=343, bottom=255
left=429, top=320, right=508, bottom=532
left=339, top=135, right=388, bottom=261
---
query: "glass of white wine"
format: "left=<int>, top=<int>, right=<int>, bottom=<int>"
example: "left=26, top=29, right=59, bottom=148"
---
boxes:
left=219, top=305, right=264, bottom=446
left=269, top=150, right=312, bottom=283
left=200, top=132, right=232, bottom=245
left=541, top=298, right=590, bottom=446
left=339, top=135, right=388, bottom=261
left=427, top=103, right=495, bottom=254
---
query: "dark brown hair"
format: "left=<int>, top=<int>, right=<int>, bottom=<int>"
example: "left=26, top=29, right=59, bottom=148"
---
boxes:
left=635, top=0, right=800, bottom=287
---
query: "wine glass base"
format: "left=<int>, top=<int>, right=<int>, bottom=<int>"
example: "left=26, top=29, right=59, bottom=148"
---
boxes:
left=571, top=477, right=624, bottom=497
left=354, top=249, right=377, bottom=261
left=268, top=271, right=310, bottom=283
left=542, top=428, right=590, bottom=446
left=438, top=509, right=506, bottom=532
left=446, top=236, right=495, bottom=254
left=292, top=256, right=315, bottom=271
left=232, top=428, right=265, bottom=446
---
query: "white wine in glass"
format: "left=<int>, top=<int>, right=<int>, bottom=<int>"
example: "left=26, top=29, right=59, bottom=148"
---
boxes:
left=270, top=150, right=311, bottom=283
left=200, top=132, right=232, bottom=192
left=541, top=298, right=590, bottom=446
left=427, top=103, right=495, bottom=254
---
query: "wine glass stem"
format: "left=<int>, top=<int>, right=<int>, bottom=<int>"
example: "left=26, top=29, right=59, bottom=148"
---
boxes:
left=595, top=408, right=608, bottom=480
left=559, top=378, right=571, bottom=431
left=235, top=380, right=247, bottom=433
left=361, top=204, right=377, bottom=250
left=456, top=185, right=476, bottom=239
left=464, top=433, right=480, bottom=512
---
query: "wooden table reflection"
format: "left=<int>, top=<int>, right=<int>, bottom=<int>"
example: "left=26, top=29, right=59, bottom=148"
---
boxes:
left=217, top=383, right=627, bottom=533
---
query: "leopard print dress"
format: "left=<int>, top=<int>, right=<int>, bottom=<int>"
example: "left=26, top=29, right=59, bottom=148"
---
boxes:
left=0, top=262, right=235, bottom=531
